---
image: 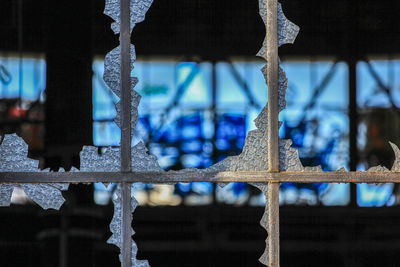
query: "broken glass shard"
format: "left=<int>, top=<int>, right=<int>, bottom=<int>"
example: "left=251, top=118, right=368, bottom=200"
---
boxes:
left=80, top=144, right=163, bottom=172
left=257, top=2, right=300, bottom=60
left=20, top=184, right=68, bottom=210
left=0, top=133, right=39, bottom=172
left=80, top=146, right=120, bottom=172
left=0, top=134, right=69, bottom=210
left=0, top=184, right=14, bottom=207
left=108, top=184, right=150, bottom=267
left=390, top=142, right=400, bottom=171
left=104, top=0, right=154, bottom=34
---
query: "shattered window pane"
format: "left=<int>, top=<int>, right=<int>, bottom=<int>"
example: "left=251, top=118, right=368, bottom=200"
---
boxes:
left=98, top=0, right=300, bottom=265
left=101, top=0, right=157, bottom=265
left=0, top=134, right=69, bottom=210
left=4, top=0, right=400, bottom=266
left=108, top=184, right=150, bottom=267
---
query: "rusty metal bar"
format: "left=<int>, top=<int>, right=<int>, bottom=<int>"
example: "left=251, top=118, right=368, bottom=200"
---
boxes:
left=2, top=171, right=400, bottom=183
left=120, top=0, right=132, bottom=265
left=266, top=0, right=280, bottom=265
left=266, top=0, right=279, bottom=173
left=268, top=182, right=280, bottom=267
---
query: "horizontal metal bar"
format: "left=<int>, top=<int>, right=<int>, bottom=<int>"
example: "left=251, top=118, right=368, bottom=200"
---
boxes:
left=1, top=171, right=400, bottom=184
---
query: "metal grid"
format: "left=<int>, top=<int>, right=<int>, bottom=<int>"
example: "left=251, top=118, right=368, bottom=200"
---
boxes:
left=1, top=0, right=400, bottom=266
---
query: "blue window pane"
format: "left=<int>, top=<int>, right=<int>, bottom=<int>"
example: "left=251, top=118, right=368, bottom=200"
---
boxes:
left=0, top=56, right=46, bottom=101
left=279, top=60, right=350, bottom=206
left=356, top=59, right=400, bottom=206
left=93, top=121, right=120, bottom=146
left=92, top=59, right=351, bottom=206
left=357, top=183, right=394, bottom=207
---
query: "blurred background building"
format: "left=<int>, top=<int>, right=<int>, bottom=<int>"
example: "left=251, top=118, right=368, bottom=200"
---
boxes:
left=1, top=0, right=400, bottom=266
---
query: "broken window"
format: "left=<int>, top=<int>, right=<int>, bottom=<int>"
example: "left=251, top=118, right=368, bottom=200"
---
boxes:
left=2, top=0, right=400, bottom=266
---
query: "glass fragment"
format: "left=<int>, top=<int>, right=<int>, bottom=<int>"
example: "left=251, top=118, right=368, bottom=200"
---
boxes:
left=0, top=134, right=69, bottom=209
left=108, top=185, right=150, bottom=267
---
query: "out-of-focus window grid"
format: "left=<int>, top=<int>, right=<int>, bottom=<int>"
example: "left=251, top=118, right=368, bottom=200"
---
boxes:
left=93, top=59, right=351, bottom=206
left=0, top=55, right=46, bottom=158
left=3, top=56, right=400, bottom=207
left=357, top=60, right=400, bottom=206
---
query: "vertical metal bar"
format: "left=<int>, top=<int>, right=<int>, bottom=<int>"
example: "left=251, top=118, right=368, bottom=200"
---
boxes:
left=211, top=62, right=218, bottom=205
left=120, top=0, right=132, bottom=172
left=268, top=182, right=280, bottom=267
left=121, top=182, right=132, bottom=267
left=348, top=0, right=359, bottom=208
left=349, top=59, right=358, bottom=207
left=266, top=0, right=280, bottom=266
left=17, top=0, right=23, bottom=103
left=120, top=0, right=132, bottom=266
left=266, top=0, right=279, bottom=173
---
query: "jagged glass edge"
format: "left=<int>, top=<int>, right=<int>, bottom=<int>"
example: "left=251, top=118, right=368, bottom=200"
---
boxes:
left=77, top=0, right=400, bottom=266
left=107, top=185, right=150, bottom=267
left=101, top=0, right=155, bottom=266
left=0, top=134, right=69, bottom=210
left=1, top=1, right=399, bottom=266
